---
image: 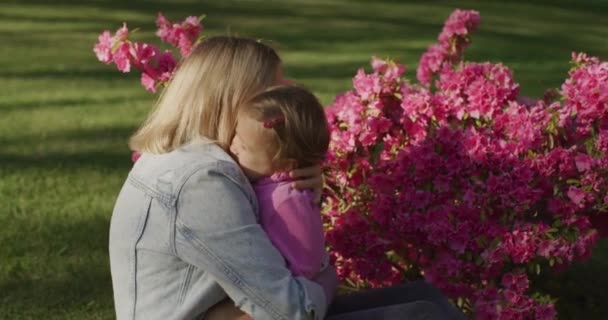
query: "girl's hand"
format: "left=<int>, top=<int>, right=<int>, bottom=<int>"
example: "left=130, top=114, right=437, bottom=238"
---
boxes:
left=289, top=165, right=324, bottom=204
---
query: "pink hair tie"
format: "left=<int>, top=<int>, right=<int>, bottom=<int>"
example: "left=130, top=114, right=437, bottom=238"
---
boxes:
left=263, top=115, right=285, bottom=129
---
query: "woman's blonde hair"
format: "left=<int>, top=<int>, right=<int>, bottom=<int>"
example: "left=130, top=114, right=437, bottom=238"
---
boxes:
left=240, top=85, right=330, bottom=169
left=129, top=36, right=281, bottom=153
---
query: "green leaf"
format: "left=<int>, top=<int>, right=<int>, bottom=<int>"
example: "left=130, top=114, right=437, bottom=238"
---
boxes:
left=457, top=297, right=464, bottom=308
left=370, top=142, right=384, bottom=165
left=553, top=184, right=560, bottom=196
left=566, top=179, right=580, bottom=186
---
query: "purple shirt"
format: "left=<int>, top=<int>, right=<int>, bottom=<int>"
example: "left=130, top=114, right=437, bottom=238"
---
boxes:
left=253, top=173, right=326, bottom=279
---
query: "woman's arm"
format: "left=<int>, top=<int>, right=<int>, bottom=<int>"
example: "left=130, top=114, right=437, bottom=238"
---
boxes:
left=175, top=165, right=328, bottom=320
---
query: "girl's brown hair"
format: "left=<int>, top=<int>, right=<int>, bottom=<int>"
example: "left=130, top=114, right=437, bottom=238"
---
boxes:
left=130, top=36, right=281, bottom=153
left=240, top=85, right=330, bottom=168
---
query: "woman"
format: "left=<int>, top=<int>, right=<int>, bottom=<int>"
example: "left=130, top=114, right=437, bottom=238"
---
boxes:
left=109, top=36, right=466, bottom=320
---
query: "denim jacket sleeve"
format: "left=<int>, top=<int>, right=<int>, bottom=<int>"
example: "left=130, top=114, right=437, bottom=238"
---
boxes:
left=173, top=163, right=327, bottom=320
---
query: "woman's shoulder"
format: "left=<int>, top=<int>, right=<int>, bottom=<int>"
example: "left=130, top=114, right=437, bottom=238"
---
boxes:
left=130, top=140, right=249, bottom=199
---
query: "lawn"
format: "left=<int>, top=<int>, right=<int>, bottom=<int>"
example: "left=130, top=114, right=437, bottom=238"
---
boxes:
left=1, top=0, right=607, bottom=319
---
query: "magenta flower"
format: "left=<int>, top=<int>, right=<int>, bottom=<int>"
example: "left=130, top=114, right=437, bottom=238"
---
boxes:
left=94, top=13, right=202, bottom=92
left=567, top=186, right=587, bottom=207
left=141, top=72, right=157, bottom=93
left=155, top=12, right=203, bottom=57
left=93, top=31, right=113, bottom=64
left=438, top=9, right=481, bottom=44
left=112, top=42, right=132, bottom=73
left=416, top=44, right=446, bottom=86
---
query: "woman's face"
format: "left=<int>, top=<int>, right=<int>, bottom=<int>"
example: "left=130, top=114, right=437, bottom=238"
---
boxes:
left=229, top=113, right=277, bottom=182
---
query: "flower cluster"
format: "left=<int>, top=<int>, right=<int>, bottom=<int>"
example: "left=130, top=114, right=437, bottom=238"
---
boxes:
left=93, top=13, right=204, bottom=92
left=323, top=9, right=606, bottom=319
left=94, top=9, right=607, bottom=319
left=416, top=9, right=481, bottom=86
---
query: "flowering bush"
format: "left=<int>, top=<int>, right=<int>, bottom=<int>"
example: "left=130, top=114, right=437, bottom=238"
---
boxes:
left=323, top=9, right=606, bottom=319
left=94, top=13, right=204, bottom=92
left=94, top=10, right=608, bottom=319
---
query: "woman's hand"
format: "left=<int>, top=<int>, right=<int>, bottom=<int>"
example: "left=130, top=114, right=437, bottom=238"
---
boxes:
left=204, top=299, right=252, bottom=320
left=290, top=165, right=324, bottom=204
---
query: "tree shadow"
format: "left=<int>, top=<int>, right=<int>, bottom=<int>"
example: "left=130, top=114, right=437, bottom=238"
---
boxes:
left=0, top=95, right=150, bottom=113
left=0, top=125, right=137, bottom=171
left=0, top=215, right=115, bottom=317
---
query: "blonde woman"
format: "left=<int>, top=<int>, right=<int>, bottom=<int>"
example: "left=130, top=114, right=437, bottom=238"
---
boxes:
left=109, top=36, right=464, bottom=320
left=110, top=36, right=335, bottom=320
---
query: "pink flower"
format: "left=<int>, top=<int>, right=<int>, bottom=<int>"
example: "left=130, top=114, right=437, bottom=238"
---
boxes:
left=353, top=69, right=382, bottom=101
left=416, top=44, right=447, bottom=86
left=155, top=13, right=203, bottom=57
left=155, top=12, right=172, bottom=41
left=535, top=305, right=557, bottom=320
left=567, top=186, right=587, bottom=207
left=94, top=23, right=131, bottom=67
left=438, top=9, right=481, bottom=43
left=156, top=50, right=177, bottom=82
left=571, top=52, right=600, bottom=67
left=114, top=23, right=129, bottom=43
left=141, top=72, right=157, bottom=93
left=93, top=31, right=113, bottom=64
left=574, top=153, right=592, bottom=172
left=131, top=151, right=142, bottom=162
left=113, top=42, right=132, bottom=73
left=131, top=42, right=159, bottom=69
left=501, top=272, right=529, bottom=294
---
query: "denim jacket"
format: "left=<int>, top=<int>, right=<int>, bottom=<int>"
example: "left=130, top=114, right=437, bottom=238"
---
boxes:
left=109, top=139, right=327, bottom=320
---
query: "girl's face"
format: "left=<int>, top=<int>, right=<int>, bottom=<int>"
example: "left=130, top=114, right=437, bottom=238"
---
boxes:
left=228, top=66, right=294, bottom=181
left=229, top=113, right=277, bottom=182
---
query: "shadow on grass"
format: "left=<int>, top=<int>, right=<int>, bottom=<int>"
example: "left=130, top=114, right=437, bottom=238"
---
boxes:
left=0, top=215, right=114, bottom=318
left=535, top=239, right=608, bottom=319
left=2, top=68, right=140, bottom=82
left=0, top=150, right=133, bottom=172
left=0, top=94, right=149, bottom=113
left=0, top=125, right=137, bottom=171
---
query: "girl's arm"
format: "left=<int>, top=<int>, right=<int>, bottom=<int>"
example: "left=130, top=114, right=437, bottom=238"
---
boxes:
left=175, top=165, right=328, bottom=320
left=266, top=189, right=327, bottom=279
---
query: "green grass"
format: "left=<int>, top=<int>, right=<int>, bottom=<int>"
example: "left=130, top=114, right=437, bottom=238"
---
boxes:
left=1, top=0, right=607, bottom=319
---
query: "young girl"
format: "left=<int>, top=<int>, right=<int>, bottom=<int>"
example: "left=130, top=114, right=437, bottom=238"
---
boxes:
left=206, top=85, right=331, bottom=319
left=231, top=85, right=331, bottom=279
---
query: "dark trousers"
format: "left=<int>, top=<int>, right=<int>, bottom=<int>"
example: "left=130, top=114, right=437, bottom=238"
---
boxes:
left=325, top=281, right=468, bottom=320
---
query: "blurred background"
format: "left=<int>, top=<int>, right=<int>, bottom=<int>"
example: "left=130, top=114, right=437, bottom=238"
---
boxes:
left=1, top=0, right=607, bottom=319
